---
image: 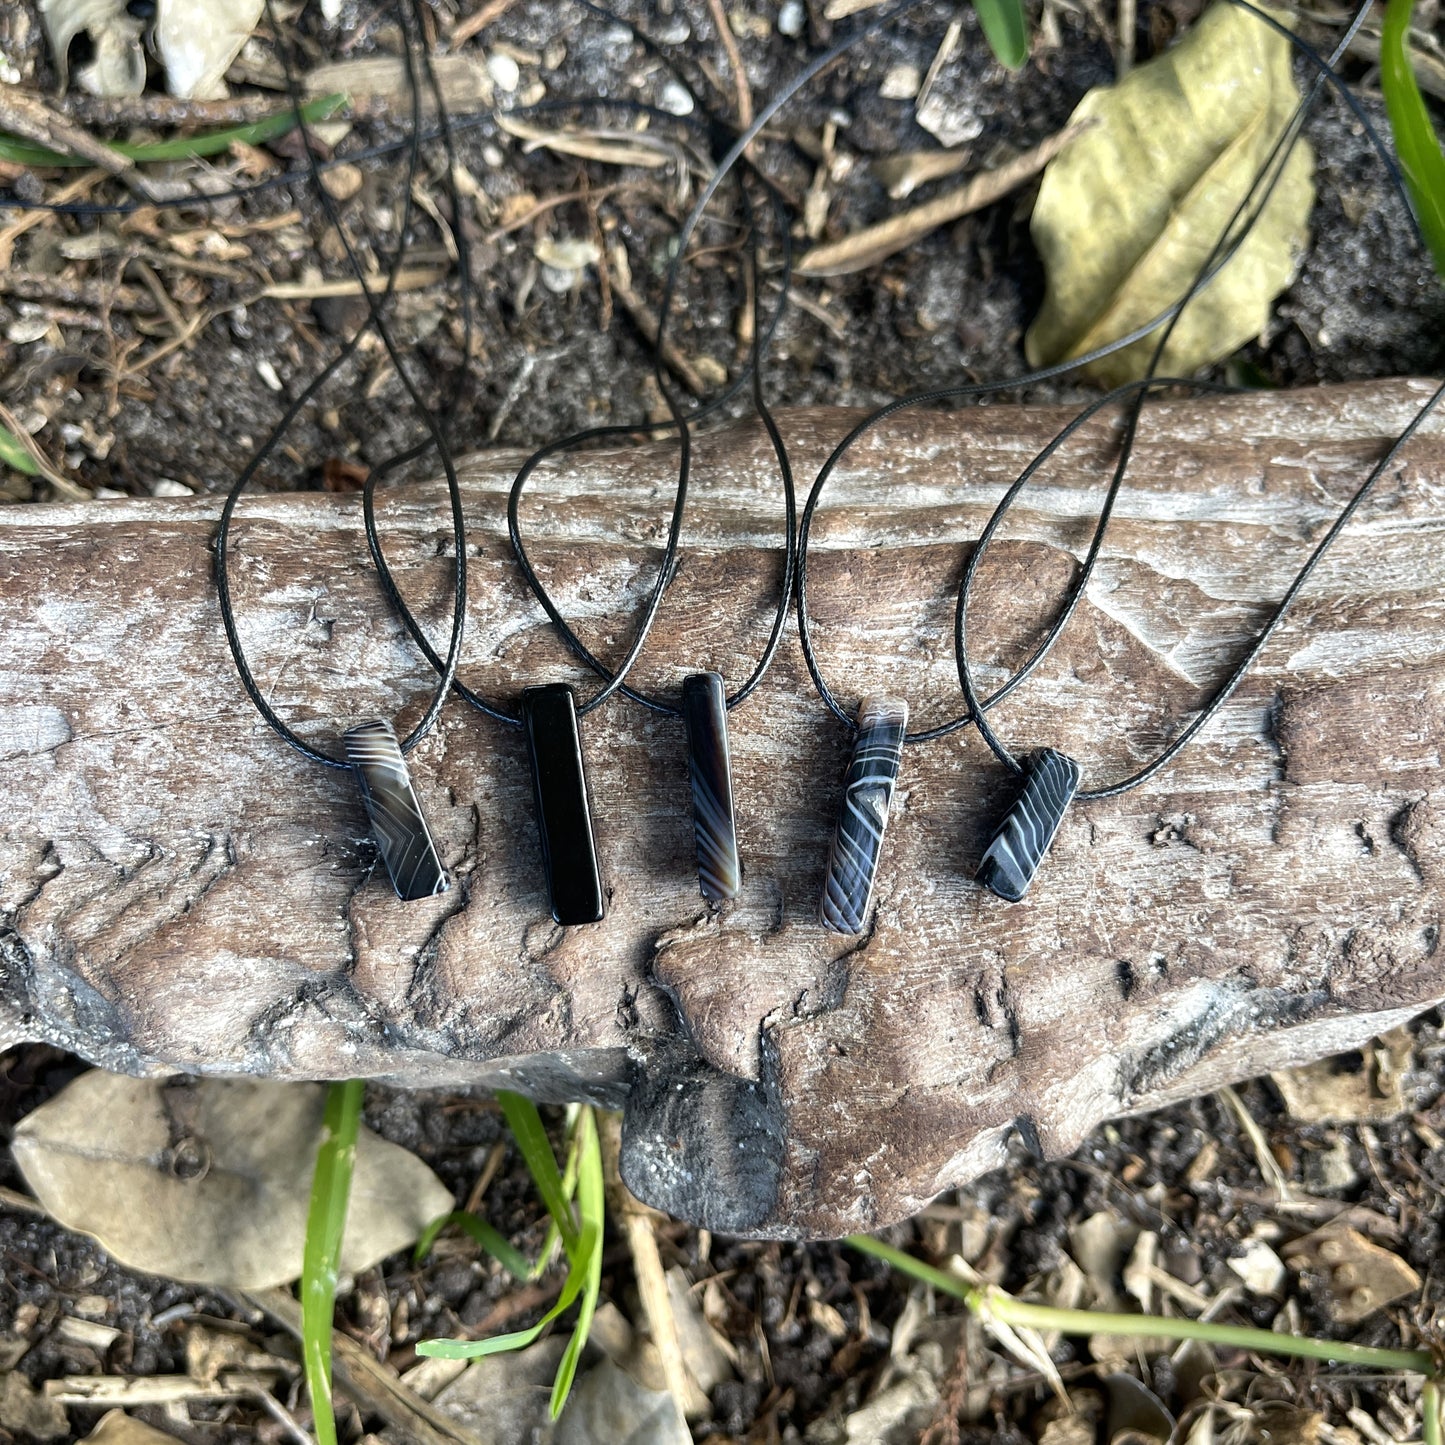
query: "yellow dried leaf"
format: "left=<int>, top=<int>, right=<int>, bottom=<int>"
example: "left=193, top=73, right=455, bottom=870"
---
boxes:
left=1025, top=2, right=1314, bottom=385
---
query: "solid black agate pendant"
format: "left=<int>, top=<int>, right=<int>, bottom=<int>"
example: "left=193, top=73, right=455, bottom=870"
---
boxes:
left=522, top=683, right=606, bottom=926
left=820, top=694, right=908, bottom=934
left=344, top=719, right=450, bottom=901
left=682, top=671, right=741, bottom=902
left=976, top=748, right=1081, bottom=902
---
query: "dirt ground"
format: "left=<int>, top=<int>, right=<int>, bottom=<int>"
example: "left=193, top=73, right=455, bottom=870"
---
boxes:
left=1, top=0, right=1443, bottom=1440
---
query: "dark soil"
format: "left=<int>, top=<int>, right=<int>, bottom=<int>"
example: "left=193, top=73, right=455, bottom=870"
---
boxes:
left=1, top=1021, right=1443, bottom=1442
left=1, top=0, right=1443, bottom=1440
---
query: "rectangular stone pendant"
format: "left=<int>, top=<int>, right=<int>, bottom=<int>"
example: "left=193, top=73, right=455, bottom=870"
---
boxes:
left=343, top=719, right=450, bottom=901
left=976, top=748, right=1081, bottom=902
left=522, top=683, right=606, bottom=926
left=682, top=671, right=740, bottom=902
left=820, top=694, right=908, bottom=934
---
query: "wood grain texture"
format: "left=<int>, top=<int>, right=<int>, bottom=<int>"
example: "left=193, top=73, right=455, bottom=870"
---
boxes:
left=2, top=378, right=1443, bottom=1237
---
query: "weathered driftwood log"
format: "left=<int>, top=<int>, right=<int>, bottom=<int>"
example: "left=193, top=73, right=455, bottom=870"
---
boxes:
left=2, top=379, right=1443, bottom=1238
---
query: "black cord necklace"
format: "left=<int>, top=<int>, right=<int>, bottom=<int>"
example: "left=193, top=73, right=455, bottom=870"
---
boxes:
left=794, top=0, right=1418, bottom=933
left=957, top=372, right=1445, bottom=900
left=952, top=0, right=1444, bottom=902
left=509, top=172, right=795, bottom=904
left=361, top=91, right=795, bottom=921
left=215, top=0, right=471, bottom=901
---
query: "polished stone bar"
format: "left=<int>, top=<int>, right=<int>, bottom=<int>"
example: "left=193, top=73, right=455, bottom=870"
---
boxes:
left=343, top=718, right=450, bottom=901
left=820, top=694, right=909, bottom=934
left=976, top=748, right=1081, bottom=902
left=522, top=683, right=606, bottom=926
left=682, top=671, right=740, bottom=901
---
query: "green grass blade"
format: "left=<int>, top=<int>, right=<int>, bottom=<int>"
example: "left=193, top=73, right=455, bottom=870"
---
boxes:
left=0, top=423, right=39, bottom=476
left=498, top=1091, right=580, bottom=1259
left=301, top=1079, right=365, bottom=1445
left=844, top=1235, right=1437, bottom=1375
left=414, top=1210, right=531, bottom=1281
left=414, top=1247, right=594, bottom=1360
left=973, top=0, right=1030, bottom=71
left=0, top=94, right=346, bottom=170
left=548, top=1108, right=605, bottom=1419
left=1381, top=0, right=1445, bottom=275
left=530, top=1122, right=581, bottom=1280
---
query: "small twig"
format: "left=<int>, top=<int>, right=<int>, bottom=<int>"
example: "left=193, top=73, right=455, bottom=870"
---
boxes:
left=260, top=268, right=448, bottom=300
left=611, top=269, right=713, bottom=397
left=451, top=0, right=520, bottom=48
left=0, top=401, right=88, bottom=499
left=131, top=259, right=188, bottom=339
left=1117, top=0, right=1137, bottom=75
left=797, top=120, right=1092, bottom=276
left=0, top=1185, right=46, bottom=1216
left=0, top=168, right=107, bottom=270
left=0, top=90, right=142, bottom=186
left=252, top=1385, right=318, bottom=1445
left=1221, top=1084, right=1294, bottom=1202
left=61, top=93, right=298, bottom=128
left=0, top=270, right=155, bottom=313
left=1346, top=26, right=1445, bottom=102
left=462, top=1140, right=508, bottom=1214
left=247, top=1288, right=474, bottom=1445
left=706, top=0, right=754, bottom=130
left=917, top=19, right=963, bottom=117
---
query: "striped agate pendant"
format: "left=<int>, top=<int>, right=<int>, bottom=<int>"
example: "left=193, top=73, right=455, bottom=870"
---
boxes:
left=682, top=671, right=740, bottom=901
left=820, top=694, right=908, bottom=934
left=343, top=719, right=450, bottom=901
left=522, top=683, right=606, bottom=926
left=976, top=748, right=1081, bottom=902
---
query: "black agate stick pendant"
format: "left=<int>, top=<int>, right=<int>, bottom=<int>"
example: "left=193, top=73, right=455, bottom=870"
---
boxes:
left=820, top=694, right=908, bottom=934
left=522, top=683, right=606, bottom=926
left=344, top=719, right=450, bottom=901
left=682, top=671, right=741, bottom=902
left=976, top=748, right=1081, bottom=902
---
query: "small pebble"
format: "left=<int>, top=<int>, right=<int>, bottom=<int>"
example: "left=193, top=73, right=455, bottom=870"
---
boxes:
left=152, top=479, right=193, bottom=498
left=256, top=359, right=283, bottom=392
left=5, top=317, right=50, bottom=345
left=778, top=0, right=805, bottom=36
left=660, top=78, right=695, bottom=116
left=320, top=163, right=363, bottom=202
left=880, top=63, right=922, bottom=100
left=311, top=293, right=367, bottom=337
left=486, top=51, right=520, bottom=92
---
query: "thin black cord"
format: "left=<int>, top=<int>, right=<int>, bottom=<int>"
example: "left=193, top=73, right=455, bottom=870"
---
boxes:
left=959, top=373, right=1445, bottom=799
left=361, top=0, right=814, bottom=726
left=506, top=174, right=796, bottom=719
left=954, top=0, right=1433, bottom=799
left=214, top=0, right=469, bottom=768
left=502, top=3, right=801, bottom=717
left=796, top=0, right=1418, bottom=746
left=359, top=103, right=782, bottom=726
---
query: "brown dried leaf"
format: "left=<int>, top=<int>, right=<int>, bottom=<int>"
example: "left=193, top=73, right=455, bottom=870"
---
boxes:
left=1282, top=1225, right=1422, bottom=1325
left=12, top=1074, right=452, bottom=1290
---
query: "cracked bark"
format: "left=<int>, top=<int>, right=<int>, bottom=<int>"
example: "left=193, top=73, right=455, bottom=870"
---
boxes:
left=1, top=380, right=1443, bottom=1237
